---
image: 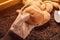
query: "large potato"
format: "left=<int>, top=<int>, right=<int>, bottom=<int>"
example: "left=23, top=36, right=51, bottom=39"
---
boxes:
left=23, top=5, right=50, bottom=26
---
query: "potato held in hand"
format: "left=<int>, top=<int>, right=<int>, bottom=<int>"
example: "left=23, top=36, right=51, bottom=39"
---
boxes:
left=23, top=5, right=50, bottom=26
left=10, top=0, right=52, bottom=39
left=14, top=4, right=50, bottom=39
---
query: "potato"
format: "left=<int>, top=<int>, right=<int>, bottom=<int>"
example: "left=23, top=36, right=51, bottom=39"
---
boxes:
left=23, top=4, right=50, bottom=26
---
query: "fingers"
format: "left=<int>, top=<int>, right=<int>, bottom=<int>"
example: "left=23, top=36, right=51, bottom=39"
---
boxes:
left=43, top=11, right=51, bottom=23
left=40, top=3, right=46, bottom=10
left=45, top=3, right=53, bottom=13
left=51, top=2, right=60, bottom=9
left=16, top=9, right=21, bottom=14
left=23, top=5, right=41, bottom=14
